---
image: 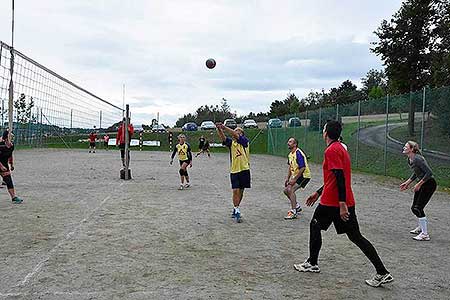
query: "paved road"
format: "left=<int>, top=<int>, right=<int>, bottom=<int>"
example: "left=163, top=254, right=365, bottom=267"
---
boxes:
left=358, top=123, right=450, bottom=162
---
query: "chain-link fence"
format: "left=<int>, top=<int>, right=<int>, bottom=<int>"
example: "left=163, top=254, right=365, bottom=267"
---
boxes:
left=0, top=41, right=123, bottom=148
left=268, top=86, right=450, bottom=188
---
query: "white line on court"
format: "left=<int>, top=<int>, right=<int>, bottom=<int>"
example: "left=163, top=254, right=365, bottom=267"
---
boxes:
left=18, top=195, right=113, bottom=287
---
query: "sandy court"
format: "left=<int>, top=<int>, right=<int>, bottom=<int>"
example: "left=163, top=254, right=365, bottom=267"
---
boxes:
left=0, top=149, right=449, bottom=299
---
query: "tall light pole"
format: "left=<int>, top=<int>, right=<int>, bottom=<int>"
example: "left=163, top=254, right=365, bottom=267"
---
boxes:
left=8, top=0, right=15, bottom=137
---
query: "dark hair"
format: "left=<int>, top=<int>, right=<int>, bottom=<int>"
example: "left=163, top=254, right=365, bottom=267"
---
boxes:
left=2, top=130, right=8, bottom=140
left=324, top=120, right=342, bottom=140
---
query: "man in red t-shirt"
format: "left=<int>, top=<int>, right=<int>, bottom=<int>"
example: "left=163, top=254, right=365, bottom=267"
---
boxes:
left=88, top=131, right=97, bottom=153
left=116, top=118, right=134, bottom=168
left=293, top=120, right=393, bottom=288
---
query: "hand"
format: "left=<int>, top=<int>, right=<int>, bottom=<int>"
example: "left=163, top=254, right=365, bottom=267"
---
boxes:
left=339, top=202, right=349, bottom=222
left=289, top=179, right=297, bottom=186
left=400, top=181, right=410, bottom=191
left=413, top=183, right=422, bottom=192
left=189, top=162, right=193, bottom=168
left=306, top=192, right=319, bottom=207
left=284, top=179, right=289, bottom=187
left=0, top=166, right=7, bottom=172
left=170, top=160, right=173, bottom=165
left=10, top=165, right=14, bottom=171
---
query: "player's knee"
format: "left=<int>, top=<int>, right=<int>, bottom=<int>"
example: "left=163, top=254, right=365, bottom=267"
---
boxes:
left=411, top=205, right=424, bottom=218
left=283, top=187, right=289, bottom=195
left=3, top=175, right=13, bottom=189
left=179, top=169, right=184, bottom=176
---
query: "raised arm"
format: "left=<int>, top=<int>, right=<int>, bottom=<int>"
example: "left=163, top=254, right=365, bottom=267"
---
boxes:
left=216, top=123, right=226, bottom=142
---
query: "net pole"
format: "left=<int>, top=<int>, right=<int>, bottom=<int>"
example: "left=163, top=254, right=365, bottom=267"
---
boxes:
left=124, top=104, right=130, bottom=180
left=420, top=87, right=426, bottom=151
left=8, top=0, right=15, bottom=139
left=356, top=100, right=361, bottom=168
left=384, top=95, right=389, bottom=176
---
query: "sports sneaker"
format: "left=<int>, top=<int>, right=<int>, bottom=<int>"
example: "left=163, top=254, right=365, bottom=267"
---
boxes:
left=12, top=196, right=23, bottom=204
left=365, top=273, right=394, bottom=287
left=410, top=226, right=421, bottom=234
left=296, top=206, right=303, bottom=213
left=231, top=209, right=237, bottom=219
left=284, top=210, right=297, bottom=220
left=184, top=183, right=190, bottom=188
left=235, top=211, right=242, bottom=223
left=294, top=260, right=320, bottom=273
left=413, top=232, right=430, bottom=241
left=178, top=185, right=184, bottom=190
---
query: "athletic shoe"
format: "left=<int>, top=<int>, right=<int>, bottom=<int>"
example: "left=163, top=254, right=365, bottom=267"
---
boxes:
left=410, top=226, right=421, bottom=234
left=235, top=211, right=242, bottom=223
left=178, top=185, right=184, bottom=190
left=365, top=273, right=394, bottom=287
left=89, top=151, right=91, bottom=153
left=413, top=232, right=430, bottom=241
left=296, top=206, right=303, bottom=213
left=284, top=210, right=297, bottom=220
left=11, top=196, right=23, bottom=204
left=231, top=209, right=237, bottom=219
left=294, top=260, right=320, bottom=273
left=184, top=183, right=190, bottom=188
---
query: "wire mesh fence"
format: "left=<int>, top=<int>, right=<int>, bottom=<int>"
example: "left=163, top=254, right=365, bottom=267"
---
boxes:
left=267, top=86, right=450, bottom=188
left=0, top=41, right=123, bottom=148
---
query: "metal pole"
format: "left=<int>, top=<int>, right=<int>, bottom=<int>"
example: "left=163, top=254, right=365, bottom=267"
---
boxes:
left=124, top=104, right=130, bottom=180
left=0, top=43, right=3, bottom=130
left=336, top=104, right=339, bottom=120
left=356, top=100, right=361, bottom=168
left=384, top=95, right=389, bottom=176
left=318, top=107, right=322, bottom=162
left=304, top=110, right=308, bottom=149
left=420, top=87, right=426, bottom=151
left=122, top=84, right=125, bottom=118
left=99, top=110, right=102, bottom=130
left=8, top=0, right=15, bottom=138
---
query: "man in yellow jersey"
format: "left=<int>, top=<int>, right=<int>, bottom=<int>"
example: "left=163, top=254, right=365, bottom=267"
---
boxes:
left=170, top=134, right=193, bottom=190
left=283, top=137, right=311, bottom=220
left=216, top=122, right=250, bottom=223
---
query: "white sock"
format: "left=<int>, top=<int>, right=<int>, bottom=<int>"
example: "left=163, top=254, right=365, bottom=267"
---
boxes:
left=418, top=217, right=428, bottom=235
left=296, top=203, right=301, bottom=209
left=291, top=209, right=297, bottom=214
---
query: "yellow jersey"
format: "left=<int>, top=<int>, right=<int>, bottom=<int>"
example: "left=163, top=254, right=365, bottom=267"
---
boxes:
left=224, top=136, right=250, bottom=174
left=288, top=148, right=311, bottom=179
left=174, top=143, right=191, bottom=161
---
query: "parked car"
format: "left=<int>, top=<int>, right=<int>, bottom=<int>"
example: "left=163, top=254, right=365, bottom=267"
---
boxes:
left=243, top=119, right=258, bottom=129
left=288, top=117, right=301, bottom=127
left=224, top=119, right=238, bottom=129
left=151, top=124, right=166, bottom=133
left=200, top=120, right=216, bottom=130
left=268, top=118, right=283, bottom=128
left=182, top=122, right=198, bottom=131
left=134, top=124, right=144, bottom=133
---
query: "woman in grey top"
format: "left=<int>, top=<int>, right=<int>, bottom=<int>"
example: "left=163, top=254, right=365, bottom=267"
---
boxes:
left=400, top=141, right=437, bottom=241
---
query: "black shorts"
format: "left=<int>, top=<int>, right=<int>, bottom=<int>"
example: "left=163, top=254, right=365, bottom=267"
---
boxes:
left=312, top=204, right=358, bottom=234
left=179, top=160, right=191, bottom=166
left=89, top=142, right=96, bottom=147
left=230, top=169, right=251, bottom=189
left=296, top=177, right=310, bottom=188
left=104, top=141, right=109, bottom=147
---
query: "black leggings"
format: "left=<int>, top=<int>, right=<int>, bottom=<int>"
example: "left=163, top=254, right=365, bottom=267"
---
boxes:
left=411, top=178, right=436, bottom=218
left=309, top=212, right=388, bottom=275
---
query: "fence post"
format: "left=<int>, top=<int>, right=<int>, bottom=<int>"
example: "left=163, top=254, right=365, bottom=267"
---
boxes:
left=40, top=108, right=43, bottom=146
left=420, top=87, right=426, bottom=151
left=99, top=110, right=102, bottom=130
left=304, top=110, right=308, bottom=150
left=124, top=104, right=130, bottom=180
left=336, top=104, right=339, bottom=120
left=384, top=95, right=389, bottom=176
left=356, top=100, right=361, bottom=168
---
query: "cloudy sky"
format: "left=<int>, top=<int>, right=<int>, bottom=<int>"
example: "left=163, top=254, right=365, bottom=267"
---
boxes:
left=0, top=0, right=402, bottom=126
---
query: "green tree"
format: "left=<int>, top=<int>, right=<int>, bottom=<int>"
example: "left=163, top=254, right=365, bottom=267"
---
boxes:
left=372, top=0, right=435, bottom=136
left=361, top=69, right=387, bottom=98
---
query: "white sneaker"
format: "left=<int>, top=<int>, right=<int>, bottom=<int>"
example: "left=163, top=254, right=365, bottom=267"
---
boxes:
left=178, top=185, right=184, bottom=190
left=184, top=183, right=190, bottom=188
left=410, top=226, right=421, bottom=234
left=365, top=273, right=394, bottom=287
left=294, top=260, right=320, bottom=273
left=412, top=232, right=430, bottom=241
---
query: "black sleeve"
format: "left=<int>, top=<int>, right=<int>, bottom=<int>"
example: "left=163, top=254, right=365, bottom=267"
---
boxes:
left=316, top=186, right=324, bottom=196
left=187, top=144, right=192, bottom=161
left=171, top=147, right=177, bottom=160
left=332, top=169, right=346, bottom=202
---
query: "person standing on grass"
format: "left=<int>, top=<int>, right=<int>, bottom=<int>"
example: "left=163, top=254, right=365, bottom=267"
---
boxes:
left=0, top=130, right=23, bottom=204
left=88, top=130, right=97, bottom=153
left=283, top=137, right=311, bottom=220
left=170, top=134, right=192, bottom=190
left=294, top=120, right=393, bottom=288
left=103, top=134, right=110, bottom=150
left=116, top=118, right=134, bottom=168
left=400, top=141, right=436, bottom=241
left=216, top=123, right=250, bottom=223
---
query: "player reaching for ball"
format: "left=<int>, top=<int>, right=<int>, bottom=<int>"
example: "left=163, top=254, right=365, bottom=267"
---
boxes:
left=170, top=134, right=192, bottom=190
left=216, top=122, right=250, bottom=223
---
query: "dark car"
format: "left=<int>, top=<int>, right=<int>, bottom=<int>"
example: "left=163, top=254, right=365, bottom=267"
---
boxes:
left=268, top=118, right=283, bottom=128
left=224, top=119, right=238, bottom=129
left=182, top=122, right=198, bottom=131
left=288, top=117, right=301, bottom=127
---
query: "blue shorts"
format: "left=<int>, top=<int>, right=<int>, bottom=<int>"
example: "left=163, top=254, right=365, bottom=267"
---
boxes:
left=230, top=170, right=251, bottom=190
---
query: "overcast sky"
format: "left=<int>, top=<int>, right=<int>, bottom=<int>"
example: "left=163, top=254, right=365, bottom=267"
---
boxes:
left=0, top=0, right=402, bottom=126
